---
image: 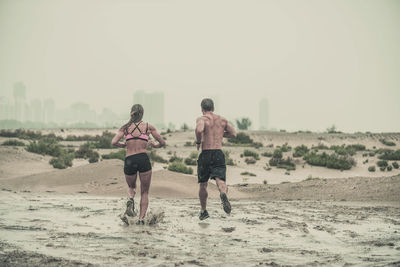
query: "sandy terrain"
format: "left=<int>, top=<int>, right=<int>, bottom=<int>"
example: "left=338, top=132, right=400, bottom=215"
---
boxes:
left=1, top=129, right=400, bottom=266
left=0, top=191, right=399, bottom=266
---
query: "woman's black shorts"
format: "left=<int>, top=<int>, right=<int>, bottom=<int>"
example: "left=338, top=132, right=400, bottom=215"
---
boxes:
left=124, top=153, right=152, bottom=175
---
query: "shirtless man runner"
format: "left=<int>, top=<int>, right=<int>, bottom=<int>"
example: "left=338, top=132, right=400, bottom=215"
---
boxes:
left=195, top=98, right=237, bottom=220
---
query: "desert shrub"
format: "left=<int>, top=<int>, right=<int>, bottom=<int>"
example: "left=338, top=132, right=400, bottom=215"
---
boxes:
left=245, top=157, right=256, bottom=164
left=181, top=123, right=189, bottom=131
left=0, top=129, right=64, bottom=141
left=184, top=158, right=197, bottom=166
left=0, top=129, right=39, bottom=139
left=262, top=151, right=273, bottom=157
left=88, top=151, right=100, bottom=163
left=376, top=160, right=388, bottom=168
left=368, top=166, right=376, bottom=172
left=65, top=134, right=98, bottom=141
left=326, top=125, right=341, bottom=134
left=49, top=152, right=74, bottom=169
left=1, top=140, right=25, bottom=146
left=346, top=144, right=366, bottom=151
left=314, top=144, right=329, bottom=150
left=279, top=143, right=292, bottom=152
left=378, top=150, right=400, bottom=160
left=184, top=141, right=194, bottom=147
left=392, top=162, right=399, bottom=169
left=303, top=152, right=353, bottom=170
left=269, top=157, right=296, bottom=171
left=223, top=150, right=235, bottom=166
left=26, top=138, right=63, bottom=157
left=263, top=180, right=268, bottom=185
left=0, top=130, right=18, bottom=138
left=379, top=138, right=396, bottom=146
left=169, top=153, right=183, bottom=163
left=252, top=142, right=263, bottom=149
left=168, top=161, right=193, bottom=174
left=75, top=143, right=99, bottom=163
left=102, top=149, right=125, bottom=161
left=184, top=151, right=198, bottom=166
left=240, top=171, right=256, bottom=176
left=75, top=142, right=94, bottom=158
left=236, top=118, right=252, bottom=130
left=92, top=131, right=114, bottom=149
left=147, top=150, right=168, bottom=163
left=380, top=166, right=386, bottom=171
left=330, top=145, right=357, bottom=156
left=369, top=151, right=376, bottom=157
left=228, top=132, right=253, bottom=145
left=189, top=151, right=199, bottom=159
left=293, top=145, right=309, bottom=157
left=387, top=165, right=393, bottom=171
left=272, top=149, right=283, bottom=159
left=243, top=150, right=260, bottom=160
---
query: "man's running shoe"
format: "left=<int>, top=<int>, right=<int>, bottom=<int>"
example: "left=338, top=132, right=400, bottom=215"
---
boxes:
left=220, top=193, right=231, bottom=214
left=199, top=210, right=209, bottom=220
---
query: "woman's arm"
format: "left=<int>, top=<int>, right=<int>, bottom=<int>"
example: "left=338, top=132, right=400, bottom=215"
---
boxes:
left=111, top=129, right=126, bottom=148
left=148, top=124, right=166, bottom=148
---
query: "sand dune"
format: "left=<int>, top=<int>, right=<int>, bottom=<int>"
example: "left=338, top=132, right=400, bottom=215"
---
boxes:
left=1, top=159, right=399, bottom=202
left=0, top=159, right=247, bottom=198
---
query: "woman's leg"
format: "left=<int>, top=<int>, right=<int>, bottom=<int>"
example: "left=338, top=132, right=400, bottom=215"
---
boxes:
left=125, top=173, right=138, bottom=198
left=124, top=173, right=138, bottom=216
left=138, top=170, right=152, bottom=220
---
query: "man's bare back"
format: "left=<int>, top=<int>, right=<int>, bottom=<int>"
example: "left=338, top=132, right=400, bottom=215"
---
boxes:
left=195, top=112, right=236, bottom=151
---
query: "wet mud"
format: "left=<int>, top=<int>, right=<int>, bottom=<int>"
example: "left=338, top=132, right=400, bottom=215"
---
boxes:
left=0, top=192, right=399, bottom=266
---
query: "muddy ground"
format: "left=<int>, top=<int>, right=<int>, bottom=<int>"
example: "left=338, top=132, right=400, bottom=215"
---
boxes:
left=0, top=191, right=399, bottom=266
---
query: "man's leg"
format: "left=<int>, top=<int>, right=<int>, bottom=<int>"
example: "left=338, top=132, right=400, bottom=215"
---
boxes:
left=199, top=182, right=208, bottom=211
left=199, top=182, right=209, bottom=220
left=138, top=170, right=152, bottom=220
left=215, top=177, right=231, bottom=214
left=215, top=178, right=227, bottom=194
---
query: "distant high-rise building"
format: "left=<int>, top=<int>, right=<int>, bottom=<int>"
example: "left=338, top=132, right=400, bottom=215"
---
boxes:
left=43, top=98, right=55, bottom=123
left=13, top=82, right=27, bottom=121
left=0, top=97, right=13, bottom=120
left=133, top=91, right=165, bottom=129
left=259, top=98, right=269, bottom=130
left=31, top=99, right=43, bottom=122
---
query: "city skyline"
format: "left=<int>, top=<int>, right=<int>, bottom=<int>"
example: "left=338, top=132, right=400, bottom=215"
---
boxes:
left=0, top=82, right=273, bottom=131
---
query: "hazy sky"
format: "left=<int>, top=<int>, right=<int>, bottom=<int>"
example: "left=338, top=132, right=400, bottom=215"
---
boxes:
left=0, top=0, right=399, bottom=132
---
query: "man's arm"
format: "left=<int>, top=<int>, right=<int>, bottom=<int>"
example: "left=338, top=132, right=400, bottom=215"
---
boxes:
left=111, top=129, right=126, bottom=148
left=223, top=121, right=237, bottom=139
left=195, top=117, right=205, bottom=150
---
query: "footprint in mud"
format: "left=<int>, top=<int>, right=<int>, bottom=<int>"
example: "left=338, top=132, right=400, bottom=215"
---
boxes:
left=313, top=225, right=335, bottom=234
left=198, top=222, right=210, bottom=229
left=222, top=227, right=235, bottom=233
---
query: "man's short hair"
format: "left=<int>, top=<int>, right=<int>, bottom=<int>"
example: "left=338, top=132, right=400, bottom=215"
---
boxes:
left=201, top=98, right=214, bottom=112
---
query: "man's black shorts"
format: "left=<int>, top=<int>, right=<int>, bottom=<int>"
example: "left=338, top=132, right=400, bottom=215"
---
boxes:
left=197, top=149, right=226, bottom=183
left=124, top=153, right=152, bottom=175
